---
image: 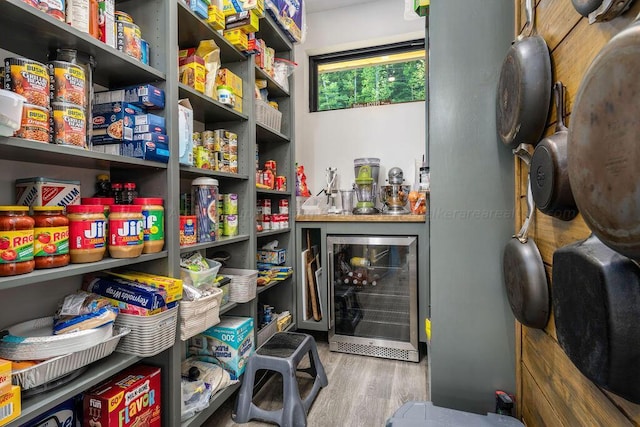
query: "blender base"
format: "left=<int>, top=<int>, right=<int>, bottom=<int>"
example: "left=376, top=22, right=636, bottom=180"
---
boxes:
left=382, top=207, right=410, bottom=215
left=352, top=207, right=379, bottom=215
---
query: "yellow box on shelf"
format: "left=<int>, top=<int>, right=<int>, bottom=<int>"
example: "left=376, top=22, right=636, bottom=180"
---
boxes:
left=225, top=9, right=260, bottom=34
left=207, top=4, right=225, bottom=30
left=224, top=28, right=249, bottom=51
left=223, top=0, right=264, bottom=16
left=0, top=386, right=20, bottom=426
left=216, top=68, right=243, bottom=97
left=0, top=359, right=10, bottom=395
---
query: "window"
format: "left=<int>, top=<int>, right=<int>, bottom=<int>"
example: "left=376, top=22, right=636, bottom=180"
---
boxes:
left=309, top=39, right=426, bottom=112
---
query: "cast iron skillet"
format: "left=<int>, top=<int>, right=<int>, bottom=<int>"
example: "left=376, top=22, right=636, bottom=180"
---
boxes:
left=496, top=0, right=552, bottom=148
left=530, top=81, right=578, bottom=221
left=568, top=14, right=640, bottom=260
left=553, top=235, right=640, bottom=403
left=572, top=0, right=636, bottom=23
left=503, top=145, right=549, bottom=329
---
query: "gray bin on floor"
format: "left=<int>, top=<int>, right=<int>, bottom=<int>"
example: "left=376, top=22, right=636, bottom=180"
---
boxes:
left=386, top=401, right=524, bottom=427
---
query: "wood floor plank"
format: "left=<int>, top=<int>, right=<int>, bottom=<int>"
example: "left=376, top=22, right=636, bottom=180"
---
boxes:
left=201, top=340, right=428, bottom=427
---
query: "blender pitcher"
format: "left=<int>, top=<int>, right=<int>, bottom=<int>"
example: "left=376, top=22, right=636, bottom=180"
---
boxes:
left=353, top=165, right=379, bottom=214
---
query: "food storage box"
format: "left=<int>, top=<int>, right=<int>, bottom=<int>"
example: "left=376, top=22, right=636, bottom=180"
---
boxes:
left=0, top=385, right=20, bottom=425
left=120, top=139, right=170, bottom=163
left=83, top=365, right=161, bottom=427
left=15, top=177, right=81, bottom=207
left=179, top=287, right=223, bottom=340
left=0, top=359, right=10, bottom=395
left=91, top=102, right=139, bottom=144
left=134, top=113, right=166, bottom=134
left=256, top=248, right=286, bottom=265
left=180, top=258, right=222, bottom=288
left=220, top=267, right=258, bottom=303
left=216, top=68, right=243, bottom=97
left=188, top=316, right=254, bottom=379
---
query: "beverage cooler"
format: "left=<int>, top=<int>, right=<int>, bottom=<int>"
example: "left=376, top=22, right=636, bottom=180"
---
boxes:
left=327, top=235, right=419, bottom=362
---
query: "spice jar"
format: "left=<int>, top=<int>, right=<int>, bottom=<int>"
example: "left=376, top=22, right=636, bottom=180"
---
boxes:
left=67, top=204, right=106, bottom=263
left=133, top=198, right=164, bottom=254
left=0, top=206, right=35, bottom=276
left=108, top=205, right=144, bottom=258
left=33, top=206, right=69, bottom=269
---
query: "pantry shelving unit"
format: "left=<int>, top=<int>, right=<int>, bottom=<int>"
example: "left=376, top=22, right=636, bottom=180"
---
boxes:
left=0, top=1, right=297, bottom=425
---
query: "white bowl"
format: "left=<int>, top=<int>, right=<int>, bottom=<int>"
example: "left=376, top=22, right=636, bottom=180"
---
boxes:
left=0, top=89, right=26, bottom=136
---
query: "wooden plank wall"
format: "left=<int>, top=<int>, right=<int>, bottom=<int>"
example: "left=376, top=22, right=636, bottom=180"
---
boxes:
left=513, top=0, right=640, bottom=425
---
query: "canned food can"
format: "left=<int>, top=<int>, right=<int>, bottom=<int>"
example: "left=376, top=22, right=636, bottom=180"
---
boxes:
left=39, top=0, right=65, bottom=21
left=258, top=199, right=271, bottom=215
left=261, top=214, right=271, bottom=231
left=192, top=132, right=202, bottom=146
left=202, top=130, right=216, bottom=150
left=66, top=0, right=90, bottom=33
left=116, top=21, right=142, bottom=60
left=114, top=10, right=134, bottom=22
left=51, top=102, right=86, bottom=147
left=16, top=104, right=50, bottom=143
left=194, top=146, right=211, bottom=169
left=179, top=215, right=197, bottom=246
left=223, top=214, right=238, bottom=236
left=265, top=160, right=277, bottom=173
left=223, top=193, right=238, bottom=214
left=4, top=58, right=50, bottom=108
left=48, top=61, right=86, bottom=107
left=275, top=175, right=287, bottom=192
left=279, top=199, right=289, bottom=214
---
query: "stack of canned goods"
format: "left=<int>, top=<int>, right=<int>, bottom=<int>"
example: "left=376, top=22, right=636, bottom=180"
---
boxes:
left=218, top=193, right=239, bottom=237
left=115, top=11, right=149, bottom=64
left=192, top=129, right=238, bottom=173
left=257, top=198, right=289, bottom=231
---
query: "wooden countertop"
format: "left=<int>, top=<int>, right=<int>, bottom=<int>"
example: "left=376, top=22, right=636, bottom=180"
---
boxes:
left=296, top=214, right=426, bottom=223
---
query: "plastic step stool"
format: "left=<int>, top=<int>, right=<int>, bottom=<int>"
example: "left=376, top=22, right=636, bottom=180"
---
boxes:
left=386, top=401, right=524, bottom=426
left=234, top=332, right=328, bottom=426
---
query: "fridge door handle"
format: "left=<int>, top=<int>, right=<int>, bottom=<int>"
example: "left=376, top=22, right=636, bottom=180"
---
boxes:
left=328, top=250, right=334, bottom=330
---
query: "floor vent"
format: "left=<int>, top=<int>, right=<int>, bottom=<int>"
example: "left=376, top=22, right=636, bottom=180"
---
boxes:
left=332, top=341, right=417, bottom=362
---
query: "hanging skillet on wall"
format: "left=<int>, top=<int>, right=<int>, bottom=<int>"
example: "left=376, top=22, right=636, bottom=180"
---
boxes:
left=568, top=14, right=640, bottom=260
left=496, top=0, right=552, bottom=148
left=572, top=0, right=636, bottom=23
left=530, top=82, right=578, bottom=221
left=503, top=145, right=549, bottom=329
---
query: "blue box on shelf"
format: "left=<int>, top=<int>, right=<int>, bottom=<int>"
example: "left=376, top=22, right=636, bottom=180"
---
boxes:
left=190, top=0, right=209, bottom=19
left=256, top=248, right=286, bottom=265
left=134, top=113, right=166, bottom=134
left=121, top=138, right=170, bottom=163
left=123, top=84, right=166, bottom=110
left=91, top=102, right=140, bottom=145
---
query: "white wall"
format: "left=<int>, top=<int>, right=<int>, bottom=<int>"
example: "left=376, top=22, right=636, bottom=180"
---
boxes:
left=294, top=0, right=426, bottom=196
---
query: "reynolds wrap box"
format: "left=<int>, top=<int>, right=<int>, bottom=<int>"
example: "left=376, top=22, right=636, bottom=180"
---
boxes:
left=188, top=316, right=254, bottom=379
left=83, top=365, right=161, bottom=427
left=83, top=276, right=168, bottom=311
left=105, top=270, right=183, bottom=303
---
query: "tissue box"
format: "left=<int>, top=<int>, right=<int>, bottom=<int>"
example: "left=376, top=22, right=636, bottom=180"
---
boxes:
left=188, top=316, right=254, bottom=379
left=178, top=99, right=194, bottom=166
left=256, top=248, right=286, bottom=265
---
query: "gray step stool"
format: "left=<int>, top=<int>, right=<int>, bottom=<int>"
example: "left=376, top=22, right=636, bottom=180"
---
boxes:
left=386, top=401, right=524, bottom=426
left=234, top=332, right=328, bottom=426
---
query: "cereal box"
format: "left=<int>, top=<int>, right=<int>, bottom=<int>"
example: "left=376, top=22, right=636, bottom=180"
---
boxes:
left=83, top=365, right=161, bottom=427
left=188, top=316, right=254, bottom=379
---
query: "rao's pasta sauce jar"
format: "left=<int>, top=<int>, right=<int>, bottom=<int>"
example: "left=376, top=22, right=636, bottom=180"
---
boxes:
left=108, top=205, right=144, bottom=258
left=0, top=206, right=35, bottom=276
left=33, top=206, right=70, bottom=269
left=67, top=205, right=106, bottom=263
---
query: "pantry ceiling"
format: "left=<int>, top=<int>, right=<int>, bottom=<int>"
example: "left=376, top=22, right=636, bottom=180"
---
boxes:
left=305, top=0, right=371, bottom=13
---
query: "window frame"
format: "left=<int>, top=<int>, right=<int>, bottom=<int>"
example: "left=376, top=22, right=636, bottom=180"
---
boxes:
left=309, top=39, right=426, bottom=113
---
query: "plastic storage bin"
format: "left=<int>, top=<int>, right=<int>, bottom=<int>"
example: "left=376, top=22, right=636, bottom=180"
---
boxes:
left=256, top=317, right=278, bottom=348
left=255, top=99, right=282, bottom=133
left=220, top=267, right=258, bottom=303
left=180, top=258, right=222, bottom=288
left=179, top=287, right=224, bottom=341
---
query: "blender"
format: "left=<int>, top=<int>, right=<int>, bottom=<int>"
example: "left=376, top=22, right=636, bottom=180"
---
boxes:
left=380, top=167, right=411, bottom=215
left=354, top=158, right=380, bottom=208
left=353, top=165, right=379, bottom=214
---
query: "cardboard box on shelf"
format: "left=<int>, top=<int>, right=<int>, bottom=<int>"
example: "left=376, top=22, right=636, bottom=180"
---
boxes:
left=207, top=4, right=225, bottom=30
left=216, top=68, right=243, bottom=97
left=15, top=177, right=81, bottom=207
left=225, top=9, right=259, bottom=33
left=188, top=316, right=254, bottom=379
left=83, top=365, right=161, bottom=427
left=121, top=137, right=170, bottom=163
left=233, top=95, right=243, bottom=114
left=190, top=0, right=209, bottom=18
left=0, top=385, right=20, bottom=426
left=179, top=55, right=206, bottom=94
left=98, top=0, right=116, bottom=47
left=224, top=28, right=249, bottom=51
left=0, top=360, right=10, bottom=395
left=223, top=0, right=264, bottom=15
left=178, top=99, right=194, bottom=166
left=91, top=102, right=139, bottom=144
left=256, top=248, right=286, bottom=265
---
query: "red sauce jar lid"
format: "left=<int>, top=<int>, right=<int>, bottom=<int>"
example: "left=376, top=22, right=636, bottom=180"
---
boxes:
left=110, top=205, right=143, bottom=213
left=124, top=182, right=137, bottom=189
left=133, top=198, right=164, bottom=206
left=81, top=197, right=116, bottom=205
left=111, top=183, right=123, bottom=189
left=67, top=205, right=105, bottom=214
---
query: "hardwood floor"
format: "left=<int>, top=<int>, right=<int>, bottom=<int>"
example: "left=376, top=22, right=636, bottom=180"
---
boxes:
left=201, top=338, right=429, bottom=427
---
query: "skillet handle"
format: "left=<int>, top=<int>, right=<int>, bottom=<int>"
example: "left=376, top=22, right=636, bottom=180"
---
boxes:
left=554, top=81, right=568, bottom=132
left=521, top=0, right=536, bottom=38
left=513, top=143, right=533, bottom=166
left=516, top=177, right=535, bottom=243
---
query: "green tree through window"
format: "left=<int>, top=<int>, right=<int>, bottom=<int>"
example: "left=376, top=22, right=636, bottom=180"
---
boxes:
left=310, top=40, right=426, bottom=112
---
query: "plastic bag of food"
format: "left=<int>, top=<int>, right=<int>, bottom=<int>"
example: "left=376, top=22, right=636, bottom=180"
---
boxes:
left=180, top=378, right=212, bottom=421
left=196, top=40, right=221, bottom=99
left=273, top=58, right=297, bottom=92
